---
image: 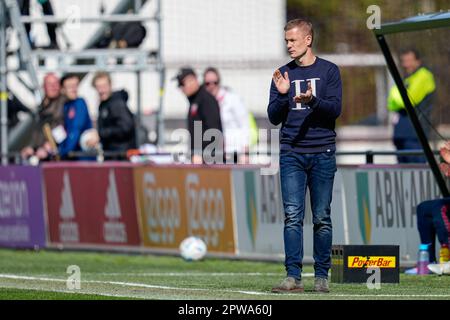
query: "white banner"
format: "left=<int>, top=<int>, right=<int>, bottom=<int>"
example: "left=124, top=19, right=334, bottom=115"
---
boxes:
left=232, top=165, right=442, bottom=264
left=232, top=168, right=346, bottom=261
left=341, top=166, right=441, bottom=262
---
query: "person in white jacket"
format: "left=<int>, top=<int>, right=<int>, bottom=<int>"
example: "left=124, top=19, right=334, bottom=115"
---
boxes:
left=203, top=67, right=251, bottom=163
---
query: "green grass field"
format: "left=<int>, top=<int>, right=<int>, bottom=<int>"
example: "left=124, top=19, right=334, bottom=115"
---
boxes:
left=0, top=248, right=449, bottom=300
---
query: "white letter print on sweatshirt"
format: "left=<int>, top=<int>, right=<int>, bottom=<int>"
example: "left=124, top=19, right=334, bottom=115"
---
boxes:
left=291, top=78, right=320, bottom=110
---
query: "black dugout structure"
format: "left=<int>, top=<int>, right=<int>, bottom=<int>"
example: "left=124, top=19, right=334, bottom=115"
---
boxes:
left=374, top=12, right=450, bottom=197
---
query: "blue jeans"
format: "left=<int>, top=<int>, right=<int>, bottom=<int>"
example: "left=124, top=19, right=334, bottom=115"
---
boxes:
left=280, top=150, right=336, bottom=280
left=417, top=198, right=450, bottom=262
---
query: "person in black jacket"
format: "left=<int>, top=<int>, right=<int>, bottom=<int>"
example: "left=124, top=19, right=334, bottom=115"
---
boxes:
left=174, top=67, right=223, bottom=164
left=92, top=72, right=136, bottom=158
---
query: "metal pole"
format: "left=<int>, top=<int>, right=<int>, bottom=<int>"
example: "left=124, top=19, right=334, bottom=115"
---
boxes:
left=136, top=70, right=142, bottom=147
left=365, top=151, right=374, bottom=164
left=20, top=15, right=155, bottom=23
left=0, top=1, right=8, bottom=165
left=376, top=34, right=450, bottom=197
left=134, top=0, right=142, bottom=13
left=375, top=67, right=388, bottom=124
left=156, top=0, right=165, bottom=147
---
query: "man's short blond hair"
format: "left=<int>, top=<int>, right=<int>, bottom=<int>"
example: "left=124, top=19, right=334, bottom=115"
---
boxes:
left=284, top=18, right=314, bottom=46
left=91, top=71, right=111, bottom=87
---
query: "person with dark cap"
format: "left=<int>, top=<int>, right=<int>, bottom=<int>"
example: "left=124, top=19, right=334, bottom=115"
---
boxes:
left=174, top=67, right=223, bottom=164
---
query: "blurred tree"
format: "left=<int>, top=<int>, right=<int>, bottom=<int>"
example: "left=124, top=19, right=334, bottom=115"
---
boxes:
left=286, top=0, right=450, bottom=52
left=285, top=0, right=450, bottom=127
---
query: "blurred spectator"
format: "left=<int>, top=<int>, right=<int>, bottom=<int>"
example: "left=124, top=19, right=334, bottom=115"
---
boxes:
left=58, top=74, right=94, bottom=160
left=387, top=49, right=435, bottom=163
left=95, top=10, right=146, bottom=49
left=19, top=0, right=58, bottom=49
left=7, top=92, right=32, bottom=130
left=405, top=141, right=450, bottom=275
left=203, top=67, right=252, bottom=163
left=174, top=67, right=223, bottom=164
left=110, top=21, right=146, bottom=49
left=92, top=71, right=136, bottom=158
left=21, top=73, right=66, bottom=161
left=1, top=92, right=32, bottom=161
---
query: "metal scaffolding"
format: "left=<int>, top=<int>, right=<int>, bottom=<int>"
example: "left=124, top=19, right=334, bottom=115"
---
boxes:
left=0, top=0, right=166, bottom=164
left=0, top=1, right=7, bottom=165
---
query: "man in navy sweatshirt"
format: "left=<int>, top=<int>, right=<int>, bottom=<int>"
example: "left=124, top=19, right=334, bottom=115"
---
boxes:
left=269, top=18, right=342, bottom=294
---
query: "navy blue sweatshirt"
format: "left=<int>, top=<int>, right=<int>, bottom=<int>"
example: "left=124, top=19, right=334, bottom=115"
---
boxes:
left=267, top=57, right=342, bottom=153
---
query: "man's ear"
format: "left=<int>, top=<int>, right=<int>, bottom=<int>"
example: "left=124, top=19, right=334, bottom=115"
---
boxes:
left=306, top=35, right=312, bottom=47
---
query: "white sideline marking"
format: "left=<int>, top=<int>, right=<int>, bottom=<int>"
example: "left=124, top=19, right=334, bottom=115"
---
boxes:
left=0, top=274, right=65, bottom=282
left=4, top=273, right=278, bottom=298
left=96, top=272, right=315, bottom=277
left=0, top=284, right=144, bottom=299
left=1, top=274, right=450, bottom=298
left=0, top=273, right=269, bottom=296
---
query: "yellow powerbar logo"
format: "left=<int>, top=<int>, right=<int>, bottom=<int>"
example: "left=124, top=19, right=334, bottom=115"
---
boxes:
left=348, top=256, right=396, bottom=268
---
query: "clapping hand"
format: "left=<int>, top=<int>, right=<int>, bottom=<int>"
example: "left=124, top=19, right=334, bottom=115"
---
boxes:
left=293, top=81, right=313, bottom=104
left=273, top=69, right=290, bottom=94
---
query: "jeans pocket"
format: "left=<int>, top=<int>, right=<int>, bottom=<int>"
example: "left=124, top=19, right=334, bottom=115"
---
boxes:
left=317, top=151, right=337, bottom=173
left=318, top=150, right=336, bottom=160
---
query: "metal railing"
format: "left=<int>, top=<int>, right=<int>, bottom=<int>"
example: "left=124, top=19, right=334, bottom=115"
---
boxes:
left=28, top=49, right=158, bottom=73
left=335, top=149, right=440, bottom=164
left=2, top=149, right=442, bottom=166
left=20, top=14, right=156, bottom=24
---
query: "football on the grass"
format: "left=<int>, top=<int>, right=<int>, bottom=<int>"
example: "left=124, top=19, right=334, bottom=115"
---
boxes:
left=179, top=236, right=207, bottom=261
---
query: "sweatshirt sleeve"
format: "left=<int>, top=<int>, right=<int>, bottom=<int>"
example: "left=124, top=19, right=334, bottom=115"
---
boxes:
left=307, top=64, right=342, bottom=119
left=267, top=79, right=289, bottom=126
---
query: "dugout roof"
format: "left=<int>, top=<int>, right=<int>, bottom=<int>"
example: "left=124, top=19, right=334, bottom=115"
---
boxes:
left=374, top=11, right=450, bottom=35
